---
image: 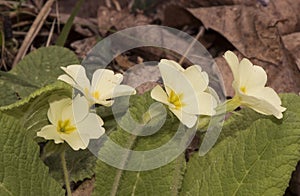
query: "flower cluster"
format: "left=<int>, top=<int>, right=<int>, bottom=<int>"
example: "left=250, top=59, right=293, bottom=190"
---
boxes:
left=37, top=65, right=136, bottom=150
left=150, top=52, right=286, bottom=128
left=223, top=51, right=286, bottom=118
left=37, top=95, right=105, bottom=150
left=37, top=51, right=286, bottom=150
left=151, top=59, right=217, bottom=128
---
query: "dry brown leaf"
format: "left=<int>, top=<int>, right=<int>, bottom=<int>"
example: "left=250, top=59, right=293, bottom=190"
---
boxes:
left=49, top=13, right=99, bottom=35
left=70, top=36, right=98, bottom=58
left=115, top=55, right=135, bottom=70
left=214, top=56, right=234, bottom=97
left=163, top=5, right=201, bottom=28
left=216, top=49, right=300, bottom=95
left=180, top=0, right=256, bottom=7
left=282, top=33, right=300, bottom=71
left=187, top=0, right=299, bottom=65
left=264, top=49, right=300, bottom=93
left=122, top=63, right=161, bottom=89
left=97, top=6, right=151, bottom=36
left=72, top=177, right=95, bottom=196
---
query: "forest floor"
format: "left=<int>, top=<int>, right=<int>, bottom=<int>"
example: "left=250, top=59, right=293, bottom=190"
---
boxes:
left=0, top=0, right=299, bottom=195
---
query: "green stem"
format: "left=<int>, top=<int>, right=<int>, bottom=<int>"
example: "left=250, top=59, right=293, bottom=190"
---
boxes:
left=60, top=149, right=72, bottom=196
left=215, top=96, right=241, bottom=115
left=197, top=96, right=241, bottom=130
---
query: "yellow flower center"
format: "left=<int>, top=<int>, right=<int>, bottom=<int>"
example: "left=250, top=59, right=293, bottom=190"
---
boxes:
left=92, top=91, right=100, bottom=99
left=168, top=90, right=184, bottom=109
left=57, top=119, right=76, bottom=134
left=240, top=86, right=247, bottom=94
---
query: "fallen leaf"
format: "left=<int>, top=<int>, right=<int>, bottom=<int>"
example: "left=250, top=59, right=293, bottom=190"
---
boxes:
left=163, top=5, right=201, bottom=28
left=187, top=0, right=299, bottom=65
left=179, top=0, right=256, bottom=7
left=214, top=55, right=234, bottom=97
left=72, top=177, right=95, bottom=196
left=115, top=55, right=135, bottom=70
left=97, top=6, right=151, bottom=35
left=282, top=33, right=300, bottom=71
left=70, top=36, right=98, bottom=58
left=122, top=63, right=161, bottom=89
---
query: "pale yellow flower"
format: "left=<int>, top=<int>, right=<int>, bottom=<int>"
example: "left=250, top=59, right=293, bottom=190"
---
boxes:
left=37, top=95, right=105, bottom=150
left=151, top=59, right=217, bottom=128
left=58, top=65, right=136, bottom=106
left=223, top=51, right=286, bottom=119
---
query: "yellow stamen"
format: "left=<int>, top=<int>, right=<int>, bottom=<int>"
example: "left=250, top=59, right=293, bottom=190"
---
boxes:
left=240, top=86, right=247, bottom=94
left=168, top=90, right=184, bottom=109
left=57, top=119, right=76, bottom=134
left=92, top=91, right=100, bottom=99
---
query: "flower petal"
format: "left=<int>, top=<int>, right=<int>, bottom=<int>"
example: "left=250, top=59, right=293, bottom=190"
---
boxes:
left=250, top=87, right=286, bottom=112
left=158, top=60, right=186, bottom=92
left=110, top=85, right=136, bottom=98
left=160, top=59, right=185, bottom=72
left=57, top=74, right=76, bottom=86
left=60, top=131, right=89, bottom=150
left=151, top=85, right=169, bottom=106
left=72, top=95, right=90, bottom=122
left=37, top=125, right=64, bottom=144
left=223, top=51, right=239, bottom=80
left=184, top=65, right=208, bottom=92
left=48, top=98, right=71, bottom=124
left=159, top=60, right=198, bottom=104
left=97, top=100, right=114, bottom=107
left=196, top=92, right=217, bottom=115
left=59, top=65, right=90, bottom=92
left=171, top=109, right=197, bottom=128
left=77, top=113, right=105, bottom=139
left=238, top=59, right=267, bottom=90
left=91, top=69, right=122, bottom=95
left=205, top=87, right=220, bottom=104
left=240, top=91, right=286, bottom=119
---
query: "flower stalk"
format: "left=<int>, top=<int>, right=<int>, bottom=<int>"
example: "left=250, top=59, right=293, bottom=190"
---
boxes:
left=60, top=149, right=72, bottom=196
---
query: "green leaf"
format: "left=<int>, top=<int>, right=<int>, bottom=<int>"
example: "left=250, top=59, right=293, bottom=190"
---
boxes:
left=0, top=80, right=20, bottom=106
left=93, top=92, right=187, bottom=195
left=180, top=93, right=300, bottom=196
left=0, top=111, right=64, bottom=196
left=0, top=81, right=102, bottom=185
left=0, top=81, right=71, bottom=139
left=55, top=0, right=84, bottom=46
left=43, top=142, right=97, bottom=185
left=0, top=46, right=78, bottom=106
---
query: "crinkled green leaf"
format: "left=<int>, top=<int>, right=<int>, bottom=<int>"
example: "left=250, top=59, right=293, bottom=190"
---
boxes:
left=0, top=81, right=71, bottom=139
left=42, top=142, right=97, bottom=185
left=0, top=46, right=78, bottom=106
left=0, top=111, right=64, bottom=196
left=181, top=93, right=300, bottom=196
left=0, top=81, right=113, bottom=185
left=93, top=92, right=187, bottom=195
left=0, top=80, right=20, bottom=106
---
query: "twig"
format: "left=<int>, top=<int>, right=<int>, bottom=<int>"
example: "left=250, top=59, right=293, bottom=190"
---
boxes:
left=1, top=29, right=8, bottom=71
left=105, top=0, right=112, bottom=8
left=12, top=21, right=32, bottom=28
left=112, top=0, right=121, bottom=11
left=178, top=26, right=205, bottom=65
left=13, top=31, right=49, bottom=36
left=12, top=0, right=56, bottom=67
left=55, top=0, right=60, bottom=33
left=46, top=19, right=56, bottom=46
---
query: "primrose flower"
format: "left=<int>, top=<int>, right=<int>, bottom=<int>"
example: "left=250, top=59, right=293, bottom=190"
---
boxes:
left=151, top=59, right=217, bottom=128
left=223, top=51, right=286, bottom=119
left=58, top=65, right=136, bottom=106
left=37, top=95, right=105, bottom=150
